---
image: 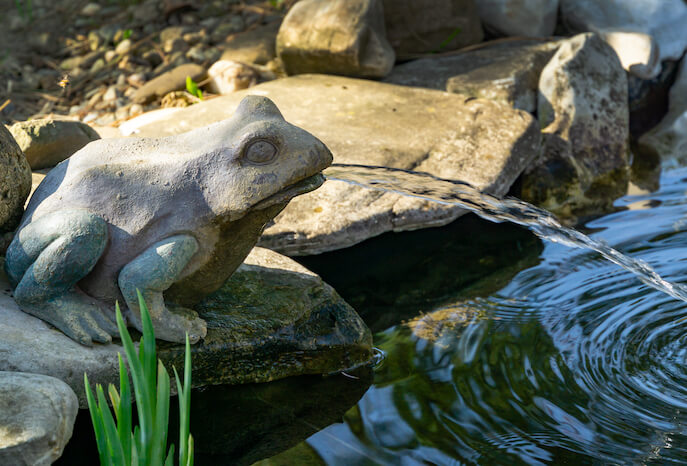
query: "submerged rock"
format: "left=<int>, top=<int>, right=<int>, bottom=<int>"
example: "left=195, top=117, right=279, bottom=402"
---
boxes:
left=559, top=0, right=687, bottom=65
left=385, top=39, right=560, bottom=112
left=476, top=0, right=558, bottom=37
left=0, top=371, right=78, bottom=465
left=383, top=0, right=483, bottom=57
left=124, top=74, right=541, bottom=255
left=0, top=125, right=31, bottom=237
left=0, top=247, right=372, bottom=407
left=639, top=57, right=687, bottom=162
left=276, top=0, right=394, bottom=78
left=523, top=33, right=629, bottom=220
left=9, top=119, right=100, bottom=170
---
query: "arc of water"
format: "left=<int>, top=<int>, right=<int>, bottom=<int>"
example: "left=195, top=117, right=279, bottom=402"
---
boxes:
left=324, top=163, right=687, bottom=303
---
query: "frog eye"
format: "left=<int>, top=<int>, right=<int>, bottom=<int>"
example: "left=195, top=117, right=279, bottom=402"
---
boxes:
left=244, top=139, right=278, bottom=164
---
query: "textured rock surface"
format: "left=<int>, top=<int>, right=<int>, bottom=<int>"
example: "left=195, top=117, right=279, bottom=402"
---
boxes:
left=9, top=119, right=100, bottom=170
left=125, top=74, right=541, bottom=255
left=639, top=57, right=687, bottom=162
left=276, top=0, right=394, bottom=78
left=385, top=39, right=559, bottom=112
left=0, top=247, right=371, bottom=408
left=523, top=33, right=629, bottom=219
left=0, top=125, right=31, bottom=235
left=383, top=0, right=483, bottom=57
left=476, top=0, right=558, bottom=37
left=0, top=371, right=78, bottom=465
left=132, top=63, right=206, bottom=104
left=560, top=0, right=687, bottom=64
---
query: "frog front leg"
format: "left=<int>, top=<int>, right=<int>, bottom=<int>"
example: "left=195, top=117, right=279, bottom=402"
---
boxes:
left=118, top=235, right=207, bottom=344
left=5, top=210, right=119, bottom=346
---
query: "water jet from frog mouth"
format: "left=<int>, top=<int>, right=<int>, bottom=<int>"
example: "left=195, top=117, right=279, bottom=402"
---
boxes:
left=324, top=163, right=687, bottom=303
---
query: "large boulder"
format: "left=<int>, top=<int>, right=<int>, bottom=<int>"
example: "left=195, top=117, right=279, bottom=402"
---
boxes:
left=382, top=0, right=483, bottom=57
left=522, top=33, right=629, bottom=219
left=559, top=0, right=687, bottom=66
left=0, top=371, right=78, bottom=465
left=0, top=247, right=372, bottom=407
left=123, top=74, right=541, bottom=255
left=385, top=39, right=560, bottom=112
left=219, top=22, right=280, bottom=66
left=639, top=57, right=687, bottom=162
left=9, top=119, right=100, bottom=170
left=0, top=125, right=31, bottom=239
left=476, top=0, right=559, bottom=37
left=276, top=0, right=394, bottom=78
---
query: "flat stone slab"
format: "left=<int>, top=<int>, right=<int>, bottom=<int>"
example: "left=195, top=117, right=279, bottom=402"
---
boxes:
left=0, top=371, right=78, bottom=466
left=125, top=74, right=541, bottom=255
left=0, top=247, right=371, bottom=408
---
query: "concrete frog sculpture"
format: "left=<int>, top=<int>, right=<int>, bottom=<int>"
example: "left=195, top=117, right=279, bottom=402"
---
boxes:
left=4, top=96, right=332, bottom=346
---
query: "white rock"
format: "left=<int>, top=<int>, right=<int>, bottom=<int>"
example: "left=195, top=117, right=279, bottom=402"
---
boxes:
left=115, top=38, right=132, bottom=54
left=639, top=57, right=687, bottom=162
left=0, top=371, right=78, bottom=466
left=597, top=30, right=659, bottom=79
left=103, top=85, right=119, bottom=102
left=560, top=0, right=687, bottom=64
left=476, top=0, right=558, bottom=37
left=207, top=59, right=259, bottom=95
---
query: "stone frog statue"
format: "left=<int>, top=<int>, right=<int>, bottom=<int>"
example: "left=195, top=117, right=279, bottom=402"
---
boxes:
left=4, top=96, right=333, bottom=346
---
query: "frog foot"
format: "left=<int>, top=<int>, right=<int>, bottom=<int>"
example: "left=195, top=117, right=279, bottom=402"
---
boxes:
left=22, top=293, right=118, bottom=346
left=127, top=305, right=207, bottom=344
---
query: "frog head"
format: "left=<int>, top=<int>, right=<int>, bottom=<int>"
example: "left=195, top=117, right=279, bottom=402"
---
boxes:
left=190, top=95, right=333, bottom=220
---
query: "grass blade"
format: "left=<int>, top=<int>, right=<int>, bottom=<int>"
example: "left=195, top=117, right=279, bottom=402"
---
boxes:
left=96, top=385, right=126, bottom=466
left=115, top=302, right=152, bottom=465
left=85, top=374, right=110, bottom=466
left=117, top=353, right=132, bottom=465
left=164, top=444, right=175, bottom=466
left=151, top=360, right=171, bottom=466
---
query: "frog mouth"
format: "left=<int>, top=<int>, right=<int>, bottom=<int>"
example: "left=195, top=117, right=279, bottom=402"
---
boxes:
left=252, top=173, right=326, bottom=210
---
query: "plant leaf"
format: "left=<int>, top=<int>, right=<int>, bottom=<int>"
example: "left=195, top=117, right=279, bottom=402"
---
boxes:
left=85, top=374, right=110, bottom=466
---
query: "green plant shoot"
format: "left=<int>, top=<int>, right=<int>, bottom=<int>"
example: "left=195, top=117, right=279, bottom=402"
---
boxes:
left=84, top=291, right=194, bottom=466
left=185, top=77, right=203, bottom=101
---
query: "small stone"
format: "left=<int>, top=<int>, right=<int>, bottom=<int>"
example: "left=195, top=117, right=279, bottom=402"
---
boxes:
left=82, top=112, right=99, bottom=123
left=186, top=45, right=206, bottom=63
left=103, top=85, right=119, bottom=102
left=95, top=113, right=116, bottom=126
left=164, top=37, right=188, bottom=54
left=98, top=24, right=118, bottom=44
left=90, top=58, right=106, bottom=73
left=81, top=2, right=101, bottom=16
left=116, top=73, right=127, bottom=86
left=129, top=103, right=144, bottom=116
left=115, top=38, right=132, bottom=54
left=88, top=30, right=102, bottom=51
left=127, top=72, right=147, bottom=87
left=105, top=50, right=117, bottom=62
left=160, top=26, right=187, bottom=43
left=211, top=16, right=245, bottom=42
left=207, top=60, right=259, bottom=94
left=183, top=29, right=208, bottom=45
left=9, top=119, right=101, bottom=170
left=142, top=50, right=163, bottom=67
left=115, top=106, right=130, bottom=120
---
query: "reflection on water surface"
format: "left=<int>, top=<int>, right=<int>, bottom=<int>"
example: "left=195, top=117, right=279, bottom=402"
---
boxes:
left=268, top=166, right=687, bottom=465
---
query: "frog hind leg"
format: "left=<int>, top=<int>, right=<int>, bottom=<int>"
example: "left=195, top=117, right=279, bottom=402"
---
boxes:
left=118, top=234, right=207, bottom=344
left=4, top=210, right=119, bottom=346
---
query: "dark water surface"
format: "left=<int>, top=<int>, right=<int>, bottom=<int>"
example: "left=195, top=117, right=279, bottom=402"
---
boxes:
left=262, top=166, right=687, bottom=465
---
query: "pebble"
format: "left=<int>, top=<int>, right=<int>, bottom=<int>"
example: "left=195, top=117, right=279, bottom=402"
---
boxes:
left=127, top=72, right=147, bottom=87
left=82, top=111, right=99, bottom=124
left=81, top=2, right=101, bottom=17
left=90, top=58, right=106, bottom=73
left=105, top=50, right=117, bottom=62
left=129, top=103, right=144, bottom=116
left=186, top=45, right=206, bottom=63
left=164, top=37, right=188, bottom=54
left=115, top=39, right=132, bottom=54
left=116, top=73, right=127, bottom=86
left=211, top=16, right=245, bottom=42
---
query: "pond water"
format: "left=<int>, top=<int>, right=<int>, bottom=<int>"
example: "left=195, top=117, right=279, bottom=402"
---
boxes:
left=263, top=164, right=687, bottom=464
